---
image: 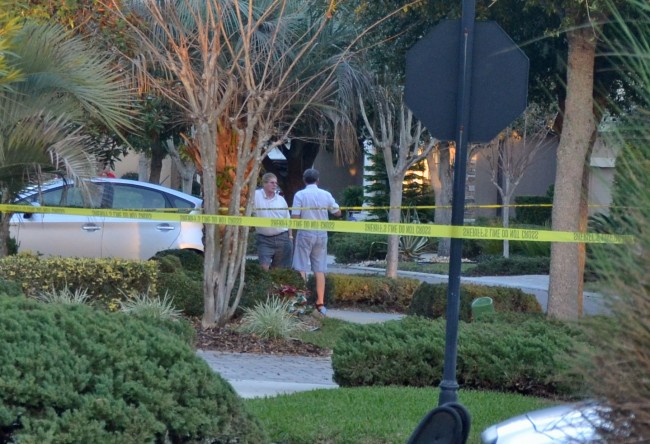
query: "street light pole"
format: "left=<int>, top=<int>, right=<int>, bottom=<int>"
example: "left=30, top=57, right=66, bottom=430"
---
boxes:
left=438, top=0, right=476, bottom=407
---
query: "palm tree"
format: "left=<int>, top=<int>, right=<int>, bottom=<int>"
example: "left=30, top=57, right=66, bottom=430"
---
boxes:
left=0, top=22, right=133, bottom=256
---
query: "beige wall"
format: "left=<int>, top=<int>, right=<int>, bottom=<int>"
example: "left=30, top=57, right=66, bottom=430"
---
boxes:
left=112, top=153, right=174, bottom=187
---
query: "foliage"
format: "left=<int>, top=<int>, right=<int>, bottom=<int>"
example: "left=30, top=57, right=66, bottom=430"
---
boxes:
left=0, top=254, right=158, bottom=307
left=152, top=249, right=204, bottom=274
left=461, top=218, right=551, bottom=259
left=0, top=296, right=267, bottom=442
left=580, top=1, right=650, bottom=440
left=0, top=20, right=133, bottom=257
left=239, top=297, right=308, bottom=339
left=407, top=283, right=542, bottom=320
left=329, top=232, right=388, bottom=263
left=268, top=267, right=306, bottom=291
left=466, top=255, right=550, bottom=276
left=119, top=290, right=183, bottom=321
left=331, top=315, right=588, bottom=398
left=37, top=285, right=91, bottom=305
left=339, top=185, right=365, bottom=220
left=363, top=147, right=434, bottom=223
left=235, top=261, right=275, bottom=312
left=247, top=385, right=552, bottom=444
left=0, top=278, right=22, bottom=297
left=270, top=284, right=313, bottom=316
left=156, top=268, right=203, bottom=317
left=514, top=195, right=553, bottom=225
left=307, top=273, right=421, bottom=311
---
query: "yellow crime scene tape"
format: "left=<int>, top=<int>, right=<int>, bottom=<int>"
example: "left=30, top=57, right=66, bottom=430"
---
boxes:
left=0, top=203, right=633, bottom=245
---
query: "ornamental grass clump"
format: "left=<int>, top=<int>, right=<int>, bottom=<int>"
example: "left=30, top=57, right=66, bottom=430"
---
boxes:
left=119, top=289, right=183, bottom=321
left=37, top=285, right=91, bottom=305
left=239, top=297, right=308, bottom=339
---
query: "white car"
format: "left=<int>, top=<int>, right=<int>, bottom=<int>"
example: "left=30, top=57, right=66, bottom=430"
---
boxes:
left=10, top=178, right=204, bottom=260
left=481, top=401, right=606, bottom=444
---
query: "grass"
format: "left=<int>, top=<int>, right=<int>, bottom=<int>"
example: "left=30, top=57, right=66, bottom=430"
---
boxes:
left=294, top=317, right=349, bottom=349
left=360, top=260, right=476, bottom=274
left=396, top=261, right=477, bottom=274
left=245, top=386, right=553, bottom=444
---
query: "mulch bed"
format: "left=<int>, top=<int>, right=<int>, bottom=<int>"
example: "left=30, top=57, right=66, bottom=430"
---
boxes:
left=192, top=318, right=330, bottom=357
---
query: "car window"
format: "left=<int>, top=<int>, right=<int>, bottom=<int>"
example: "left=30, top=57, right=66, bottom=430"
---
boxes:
left=111, top=185, right=167, bottom=210
left=28, top=183, right=103, bottom=208
left=167, top=194, right=195, bottom=209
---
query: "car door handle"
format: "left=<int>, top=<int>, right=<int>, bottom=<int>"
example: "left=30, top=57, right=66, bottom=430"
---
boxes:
left=156, top=223, right=175, bottom=232
left=82, top=224, right=101, bottom=232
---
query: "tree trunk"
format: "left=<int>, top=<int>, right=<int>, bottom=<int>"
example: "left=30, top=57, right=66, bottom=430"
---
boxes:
left=0, top=213, right=10, bottom=258
left=385, top=179, right=403, bottom=278
left=548, top=28, right=597, bottom=320
left=428, top=145, right=453, bottom=257
left=148, top=135, right=165, bottom=184
left=502, top=197, right=511, bottom=259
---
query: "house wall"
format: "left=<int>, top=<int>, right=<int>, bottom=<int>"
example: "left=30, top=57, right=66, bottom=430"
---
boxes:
left=472, top=136, right=558, bottom=220
left=113, top=154, right=173, bottom=186
left=313, top=151, right=365, bottom=202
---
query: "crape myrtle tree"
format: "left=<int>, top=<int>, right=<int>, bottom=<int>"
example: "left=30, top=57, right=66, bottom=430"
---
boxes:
left=482, top=104, right=556, bottom=258
left=115, top=0, right=370, bottom=327
left=359, top=84, right=436, bottom=278
left=0, top=16, right=133, bottom=257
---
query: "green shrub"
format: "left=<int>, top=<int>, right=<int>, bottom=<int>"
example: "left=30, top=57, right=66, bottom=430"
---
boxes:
left=0, top=278, right=23, bottom=297
left=329, top=232, right=388, bottom=263
left=332, top=315, right=587, bottom=397
left=467, top=255, right=550, bottom=276
left=0, top=254, right=157, bottom=308
left=235, top=261, right=274, bottom=312
left=514, top=195, right=553, bottom=225
left=307, top=273, right=420, bottom=310
left=510, top=226, right=552, bottom=257
left=152, top=249, right=204, bottom=273
left=0, top=296, right=267, bottom=443
left=408, top=282, right=542, bottom=320
left=157, top=270, right=203, bottom=317
left=268, top=267, right=306, bottom=290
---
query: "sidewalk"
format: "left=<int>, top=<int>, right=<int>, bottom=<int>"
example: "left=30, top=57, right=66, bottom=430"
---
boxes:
left=198, top=309, right=399, bottom=399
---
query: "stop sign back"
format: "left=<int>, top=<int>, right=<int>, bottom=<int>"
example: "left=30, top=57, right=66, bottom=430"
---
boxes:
left=405, top=20, right=529, bottom=143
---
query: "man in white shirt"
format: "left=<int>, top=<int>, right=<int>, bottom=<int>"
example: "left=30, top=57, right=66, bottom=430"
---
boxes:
left=291, top=168, right=341, bottom=316
left=253, top=173, right=292, bottom=270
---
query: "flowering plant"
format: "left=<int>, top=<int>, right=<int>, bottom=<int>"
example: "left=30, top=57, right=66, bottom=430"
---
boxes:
left=272, top=284, right=313, bottom=316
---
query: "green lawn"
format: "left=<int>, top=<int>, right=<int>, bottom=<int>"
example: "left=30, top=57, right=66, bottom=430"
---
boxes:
left=246, top=386, right=553, bottom=444
left=360, top=261, right=476, bottom=275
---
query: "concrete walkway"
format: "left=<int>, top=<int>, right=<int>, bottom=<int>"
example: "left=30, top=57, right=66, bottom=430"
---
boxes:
left=198, top=309, right=400, bottom=399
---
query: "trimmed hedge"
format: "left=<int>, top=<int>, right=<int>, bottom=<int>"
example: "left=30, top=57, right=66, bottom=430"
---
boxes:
left=0, top=254, right=157, bottom=307
left=408, top=282, right=542, bottom=321
left=152, top=249, right=203, bottom=273
left=514, top=195, right=553, bottom=225
left=329, top=232, right=388, bottom=264
left=0, top=296, right=267, bottom=443
left=467, top=255, right=550, bottom=276
left=307, top=273, right=421, bottom=310
left=332, top=315, right=588, bottom=398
